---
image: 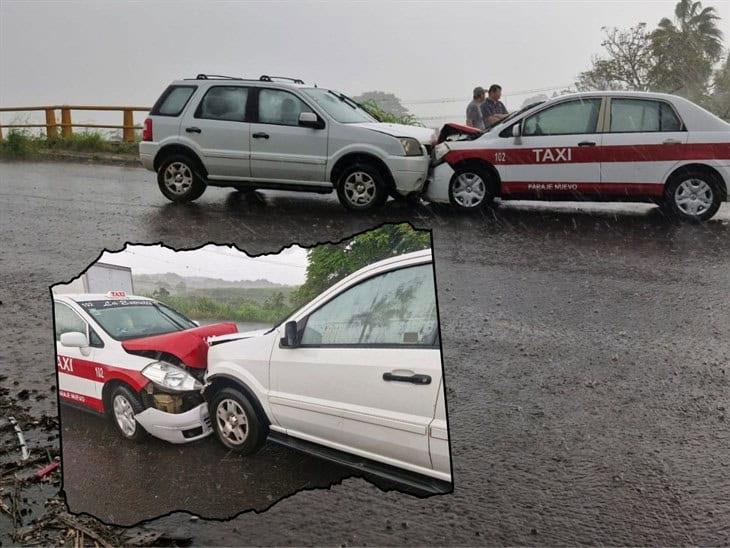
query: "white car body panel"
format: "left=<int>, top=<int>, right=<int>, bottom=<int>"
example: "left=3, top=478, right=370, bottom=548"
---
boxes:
left=426, top=91, right=730, bottom=208
left=54, top=294, right=217, bottom=444
left=142, top=78, right=436, bottom=197
left=135, top=403, right=211, bottom=444
left=206, top=249, right=452, bottom=482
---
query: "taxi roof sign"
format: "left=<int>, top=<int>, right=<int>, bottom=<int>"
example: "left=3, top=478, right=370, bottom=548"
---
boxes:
left=106, top=290, right=127, bottom=298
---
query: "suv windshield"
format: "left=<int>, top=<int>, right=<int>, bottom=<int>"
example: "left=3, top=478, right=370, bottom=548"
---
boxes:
left=77, top=299, right=197, bottom=340
left=302, top=88, right=376, bottom=124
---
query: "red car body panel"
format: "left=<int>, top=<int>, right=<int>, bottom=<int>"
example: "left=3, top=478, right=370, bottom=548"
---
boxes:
left=122, top=322, right=238, bottom=369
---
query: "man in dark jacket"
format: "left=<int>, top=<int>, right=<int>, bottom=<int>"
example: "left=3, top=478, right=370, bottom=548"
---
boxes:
left=480, top=84, right=508, bottom=127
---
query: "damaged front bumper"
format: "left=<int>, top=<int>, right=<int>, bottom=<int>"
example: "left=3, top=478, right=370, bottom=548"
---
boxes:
left=135, top=402, right=212, bottom=444
left=424, top=162, right=455, bottom=204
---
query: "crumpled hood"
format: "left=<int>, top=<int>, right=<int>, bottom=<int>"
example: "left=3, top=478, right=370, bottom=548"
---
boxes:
left=208, top=328, right=270, bottom=346
left=436, top=122, right=483, bottom=144
left=350, top=122, right=436, bottom=144
left=122, top=322, right=238, bottom=368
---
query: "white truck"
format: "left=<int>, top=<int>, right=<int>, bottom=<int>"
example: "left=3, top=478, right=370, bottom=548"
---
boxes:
left=53, top=263, right=135, bottom=295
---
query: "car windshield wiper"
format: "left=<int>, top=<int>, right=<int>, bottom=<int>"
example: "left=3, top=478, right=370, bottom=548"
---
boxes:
left=327, top=90, right=360, bottom=110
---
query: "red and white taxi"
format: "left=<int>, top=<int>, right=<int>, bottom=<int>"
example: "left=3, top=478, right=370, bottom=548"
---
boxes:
left=53, top=292, right=237, bottom=443
left=426, top=91, right=730, bottom=222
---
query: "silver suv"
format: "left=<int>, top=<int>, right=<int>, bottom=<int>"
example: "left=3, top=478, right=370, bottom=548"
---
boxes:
left=140, top=74, right=436, bottom=211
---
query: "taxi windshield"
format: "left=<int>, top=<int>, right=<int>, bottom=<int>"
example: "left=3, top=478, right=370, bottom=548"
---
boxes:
left=78, top=300, right=196, bottom=340
left=486, top=100, right=545, bottom=131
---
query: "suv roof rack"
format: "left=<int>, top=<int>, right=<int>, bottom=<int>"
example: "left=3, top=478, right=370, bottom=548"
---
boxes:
left=194, top=74, right=244, bottom=80
left=259, top=75, right=305, bottom=84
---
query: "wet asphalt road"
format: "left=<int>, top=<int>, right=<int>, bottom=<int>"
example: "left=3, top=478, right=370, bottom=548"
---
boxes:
left=2, top=160, right=730, bottom=545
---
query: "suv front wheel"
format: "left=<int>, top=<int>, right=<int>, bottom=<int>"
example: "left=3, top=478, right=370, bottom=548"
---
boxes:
left=336, top=162, right=388, bottom=211
left=209, top=387, right=266, bottom=455
left=157, top=154, right=207, bottom=203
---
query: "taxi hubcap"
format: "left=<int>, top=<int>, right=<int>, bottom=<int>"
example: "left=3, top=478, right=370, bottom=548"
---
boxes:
left=163, top=162, right=193, bottom=195
left=344, top=172, right=376, bottom=206
left=216, top=399, right=249, bottom=445
left=675, top=178, right=713, bottom=217
left=113, top=395, right=136, bottom=437
left=452, top=172, right=486, bottom=208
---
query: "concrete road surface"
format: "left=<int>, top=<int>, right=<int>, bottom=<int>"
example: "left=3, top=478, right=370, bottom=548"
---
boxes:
left=1, top=160, right=730, bottom=545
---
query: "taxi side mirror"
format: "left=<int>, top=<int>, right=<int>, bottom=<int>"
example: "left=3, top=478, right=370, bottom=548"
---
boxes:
left=280, top=321, right=299, bottom=348
left=512, top=124, right=521, bottom=138
left=60, top=331, right=89, bottom=348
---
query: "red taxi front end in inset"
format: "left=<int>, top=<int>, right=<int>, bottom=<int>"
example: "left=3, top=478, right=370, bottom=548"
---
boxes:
left=426, top=91, right=730, bottom=222
left=53, top=291, right=237, bottom=443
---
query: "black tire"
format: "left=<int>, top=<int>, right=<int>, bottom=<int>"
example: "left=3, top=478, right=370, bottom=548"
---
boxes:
left=108, top=384, right=147, bottom=442
left=209, top=387, right=266, bottom=455
left=157, top=154, right=207, bottom=203
left=335, top=162, right=389, bottom=211
left=448, top=165, right=497, bottom=211
left=661, top=169, right=723, bottom=222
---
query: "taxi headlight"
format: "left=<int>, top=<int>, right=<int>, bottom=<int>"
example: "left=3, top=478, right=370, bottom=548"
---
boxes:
left=142, top=361, right=202, bottom=392
left=399, top=137, right=423, bottom=156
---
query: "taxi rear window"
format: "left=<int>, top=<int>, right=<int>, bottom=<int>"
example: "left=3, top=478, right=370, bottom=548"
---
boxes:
left=151, top=85, right=197, bottom=117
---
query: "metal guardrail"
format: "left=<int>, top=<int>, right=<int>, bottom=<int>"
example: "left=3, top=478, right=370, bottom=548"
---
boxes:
left=0, top=105, right=151, bottom=143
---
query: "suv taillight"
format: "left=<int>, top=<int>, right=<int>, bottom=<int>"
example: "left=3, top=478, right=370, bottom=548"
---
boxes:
left=142, top=118, right=153, bottom=142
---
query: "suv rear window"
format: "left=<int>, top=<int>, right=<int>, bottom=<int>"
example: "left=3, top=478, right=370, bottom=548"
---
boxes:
left=151, top=85, right=197, bottom=117
left=195, top=86, right=249, bottom=122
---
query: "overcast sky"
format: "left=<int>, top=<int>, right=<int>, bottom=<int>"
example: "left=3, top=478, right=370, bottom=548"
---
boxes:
left=2, top=0, right=728, bottom=123
left=98, top=244, right=309, bottom=285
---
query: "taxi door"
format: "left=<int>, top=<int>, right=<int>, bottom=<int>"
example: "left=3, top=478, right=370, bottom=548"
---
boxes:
left=601, top=97, right=689, bottom=197
left=268, top=263, right=441, bottom=472
left=498, top=97, right=604, bottom=197
left=54, top=301, right=103, bottom=410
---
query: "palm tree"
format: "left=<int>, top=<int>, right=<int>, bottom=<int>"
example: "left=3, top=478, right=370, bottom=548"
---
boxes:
left=649, top=0, right=725, bottom=98
left=656, top=0, right=724, bottom=59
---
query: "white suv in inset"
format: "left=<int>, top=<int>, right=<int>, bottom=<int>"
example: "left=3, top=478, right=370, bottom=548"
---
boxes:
left=203, top=249, right=452, bottom=494
left=140, top=74, right=436, bottom=211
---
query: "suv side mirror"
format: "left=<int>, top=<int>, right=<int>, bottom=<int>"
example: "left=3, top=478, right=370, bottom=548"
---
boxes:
left=299, top=112, right=324, bottom=129
left=280, top=320, right=299, bottom=348
left=60, top=331, right=89, bottom=348
left=512, top=124, right=521, bottom=138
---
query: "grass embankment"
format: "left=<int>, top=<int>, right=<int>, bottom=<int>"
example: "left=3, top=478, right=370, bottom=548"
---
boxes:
left=0, top=130, right=139, bottom=161
left=149, top=288, right=298, bottom=325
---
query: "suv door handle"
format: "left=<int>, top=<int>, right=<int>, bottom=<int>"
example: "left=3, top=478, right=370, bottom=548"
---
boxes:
left=578, top=141, right=596, bottom=147
left=252, top=132, right=270, bottom=139
left=663, top=138, right=682, bottom=145
left=383, top=372, right=432, bottom=385
left=185, top=127, right=201, bottom=134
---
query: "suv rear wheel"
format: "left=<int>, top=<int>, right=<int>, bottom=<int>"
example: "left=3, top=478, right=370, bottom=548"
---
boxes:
left=336, top=162, right=388, bottom=211
left=157, top=154, right=207, bottom=203
left=661, top=169, right=723, bottom=222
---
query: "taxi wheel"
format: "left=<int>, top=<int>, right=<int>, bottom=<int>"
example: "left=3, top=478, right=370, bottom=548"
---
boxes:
left=210, top=387, right=265, bottom=455
left=662, top=170, right=723, bottom=222
left=336, top=162, right=388, bottom=212
left=157, top=154, right=207, bottom=203
left=109, top=385, right=147, bottom=442
left=448, top=166, right=496, bottom=211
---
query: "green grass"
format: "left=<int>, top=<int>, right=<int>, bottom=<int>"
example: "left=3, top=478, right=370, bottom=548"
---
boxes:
left=0, top=129, right=139, bottom=159
left=151, top=293, right=296, bottom=325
